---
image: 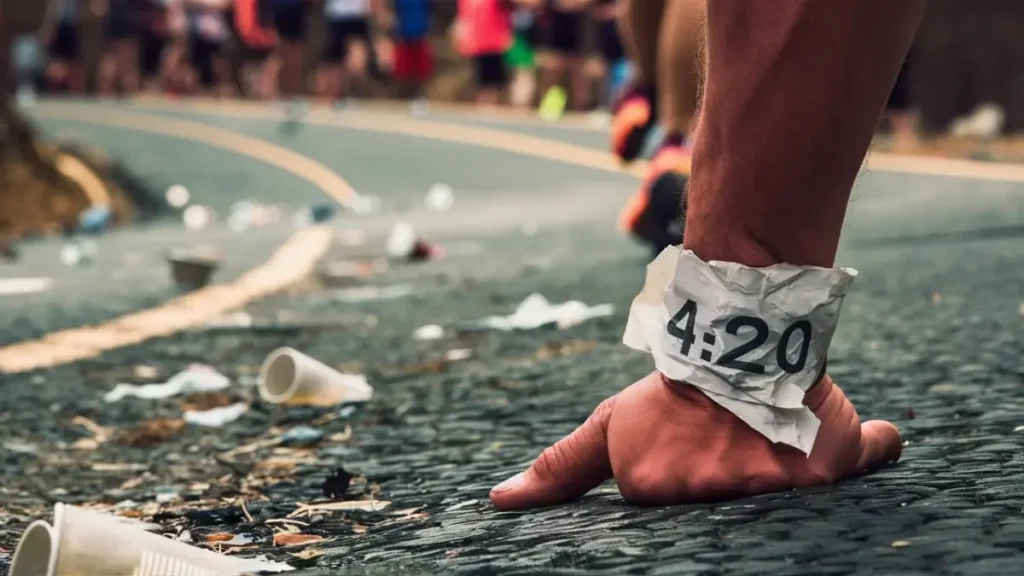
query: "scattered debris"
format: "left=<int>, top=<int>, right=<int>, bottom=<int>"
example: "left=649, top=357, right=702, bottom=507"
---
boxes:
left=104, top=364, right=231, bottom=403
left=891, top=540, right=912, bottom=548
left=386, top=221, right=442, bottom=262
left=288, top=500, right=390, bottom=519
left=1013, top=425, right=1024, bottom=433
left=333, top=283, right=415, bottom=303
left=184, top=403, right=250, bottom=427
left=425, top=183, right=455, bottom=211
left=293, top=203, right=337, bottom=227
left=931, top=292, right=942, bottom=305
left=902, top=407, right=916, bottom=420
left=274, top=533, right=325, bottom=547
left=180, top=392, right=235, bottom=412
left=349, top=195, right=382, bottom=216
left=166, top=184, right=190, bottom=208
left=116, top=418, right=186, bottom=448
left=259, top=347, right=374, bottom=406
left=2, top=440, right=39, bottom=455
left=78, top=204, right=112, bottom=234
left=322, top=467, right=354, bottom=500
left=444, top=348, right=473, bottom=362
left=203, top=533, right=254, bottom=547
left=0, top=277, right=52, bottom=296
left=182, top=204, right=214, bottom=230
left=536, top=339, right=597, bottom=359
left=134, top=365, right=159, bottom=380
left=167, top=248, right=222, bottom=291
left=71, top=416, right=111, bottom=450
left=413, top=324, right=445, bottom=341
left=471, top=293, right=615, bottom=331
left=320, top=259, right=388, bottom=287
left=280, top=426, right=325, bottom=447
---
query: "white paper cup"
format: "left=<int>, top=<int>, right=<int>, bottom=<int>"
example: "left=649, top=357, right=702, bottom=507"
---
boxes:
left=10, top=504, right=290, bottom=576
left=258, top=347, right=374, bottom=406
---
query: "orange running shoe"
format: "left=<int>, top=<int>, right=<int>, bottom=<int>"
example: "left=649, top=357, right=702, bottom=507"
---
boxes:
left=618, top=145, right=691, bottom=255
left=610, top=85, right=656, bottom=164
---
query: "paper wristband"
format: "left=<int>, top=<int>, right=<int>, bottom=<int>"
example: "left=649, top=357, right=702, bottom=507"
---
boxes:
left=623, top=247, right=857, bottom=454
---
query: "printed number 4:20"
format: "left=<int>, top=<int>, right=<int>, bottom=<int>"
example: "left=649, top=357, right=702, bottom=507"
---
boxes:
left=666, top=299, right=812, bottom=375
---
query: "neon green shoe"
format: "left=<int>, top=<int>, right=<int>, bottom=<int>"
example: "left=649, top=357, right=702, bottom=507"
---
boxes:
left=538, top=86, right=567, bottom=121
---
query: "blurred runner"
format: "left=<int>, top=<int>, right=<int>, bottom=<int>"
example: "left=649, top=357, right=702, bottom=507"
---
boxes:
left=505, top=0, right=539, bottom=108
left=592, top=0, right=625, bottom=108
left=320, top=0, right=375, bottom=104
left=886, top=59, right=918, bottom=152
left=138, top=0, right=172, bottom=92
left=233, top=0, right=279, bottom=98
left=454, top=0, right=514, bottom=108
left=613, top=0, right=705, bottom=256
left=43, top=0, right=85, bottom=93
left=389, top=0, right=434, bottom=110
left=540, top=0, right=592, bottom=113
left=98, top=0, right=142, bottom=94
left=267, top=0, right=312, bottom=120
left=186, top=0, right=233, bottom=97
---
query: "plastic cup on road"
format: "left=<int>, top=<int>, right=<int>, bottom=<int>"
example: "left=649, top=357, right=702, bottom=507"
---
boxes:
left=10, top=503, right=289, bottom=576
left=258, top=347, right=373, bottom=407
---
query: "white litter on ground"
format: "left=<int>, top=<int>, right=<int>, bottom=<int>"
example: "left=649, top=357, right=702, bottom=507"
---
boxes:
left=413, top=324, right=445, bottom=341
left=425, top=183, right=455, bottom=211
left=0, top=277, right=52, bottom=296
left=184, top=403, right=249, bottom=427
left=166, top=185, right=190, bottom=208
left=104, top=364, right=231, bottom=402
left=477, top=293, right=615, bottom=331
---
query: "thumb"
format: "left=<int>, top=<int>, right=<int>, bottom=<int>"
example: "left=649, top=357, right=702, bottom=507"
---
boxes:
left=853, top=420, right=903, bottom=472
left=490, top=396, right=616, bottom=510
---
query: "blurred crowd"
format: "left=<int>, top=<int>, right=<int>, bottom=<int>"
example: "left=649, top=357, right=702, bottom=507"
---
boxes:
left=16, top=0, right=635, bottom=112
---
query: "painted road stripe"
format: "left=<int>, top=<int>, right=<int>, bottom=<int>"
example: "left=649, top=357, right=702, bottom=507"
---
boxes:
left=0, top=107, right=353, bottom=374
left=115, top=98, right=1024, bottom=184
left=34, top=105, right=359, bottom=207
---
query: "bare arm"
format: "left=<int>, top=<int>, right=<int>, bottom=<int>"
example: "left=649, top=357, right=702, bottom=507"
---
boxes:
left=686, top=0, right=926, bottom=269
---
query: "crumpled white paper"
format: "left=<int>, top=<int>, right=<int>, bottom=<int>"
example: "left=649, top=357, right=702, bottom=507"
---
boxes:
left=479, top=293, right=615, bottom=331
left=184, top=403, right=249, bottom=427
left=623, top=247, right=857, bottom=454
left=104, top=365, right=230, bottom=403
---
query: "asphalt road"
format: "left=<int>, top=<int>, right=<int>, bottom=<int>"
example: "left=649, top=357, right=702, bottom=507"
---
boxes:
left=0, top=100, right=1022, bottom=575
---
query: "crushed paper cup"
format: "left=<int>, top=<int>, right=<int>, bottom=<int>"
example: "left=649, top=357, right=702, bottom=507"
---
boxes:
left=9, top=503, right=291, bottom=576
left=259, top=347, right=374, bottom=407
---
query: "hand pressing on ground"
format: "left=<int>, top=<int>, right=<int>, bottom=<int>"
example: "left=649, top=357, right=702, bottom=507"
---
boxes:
left=490, top=372, right=902, bottom=509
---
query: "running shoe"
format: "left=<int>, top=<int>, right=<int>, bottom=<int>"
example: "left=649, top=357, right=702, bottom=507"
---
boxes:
left=618, top=145, right=691, bottom=256
left=610, top=84, right=656, bottom=164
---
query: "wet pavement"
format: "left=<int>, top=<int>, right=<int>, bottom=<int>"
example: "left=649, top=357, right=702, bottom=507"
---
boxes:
left=0, top=100, right=1022, bottom=575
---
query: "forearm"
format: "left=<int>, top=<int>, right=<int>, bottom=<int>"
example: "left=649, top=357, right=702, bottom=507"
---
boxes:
left=685, top=0, right=926, bottom=268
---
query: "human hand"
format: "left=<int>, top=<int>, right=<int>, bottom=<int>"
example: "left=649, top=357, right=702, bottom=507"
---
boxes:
left=490, top=372, right=902, bottom=509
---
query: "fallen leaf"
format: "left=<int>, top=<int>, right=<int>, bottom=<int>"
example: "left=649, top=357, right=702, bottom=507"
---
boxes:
left=274, top=533, right=324, bottom=547
left=116, top=419, right=186, bottom=448
left=206, top=533, right=234, bottom=542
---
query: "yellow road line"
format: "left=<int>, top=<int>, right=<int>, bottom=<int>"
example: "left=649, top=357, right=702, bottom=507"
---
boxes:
left=120, top=98, right=1024, bottom=184
left=0, top=226, right=332, bottom=374
left=54, top=153, right=112, bottom=206
left=34, top=104, right=359, bottom=206
left=0, top=106, right=352, bottom=374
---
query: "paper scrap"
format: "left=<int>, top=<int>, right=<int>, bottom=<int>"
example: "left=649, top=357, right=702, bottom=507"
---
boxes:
left=476, top=293, right=614, bottom=331
left=184, top=403, right=249, bottom=427
left=104, top=365, right=230, bottom=403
